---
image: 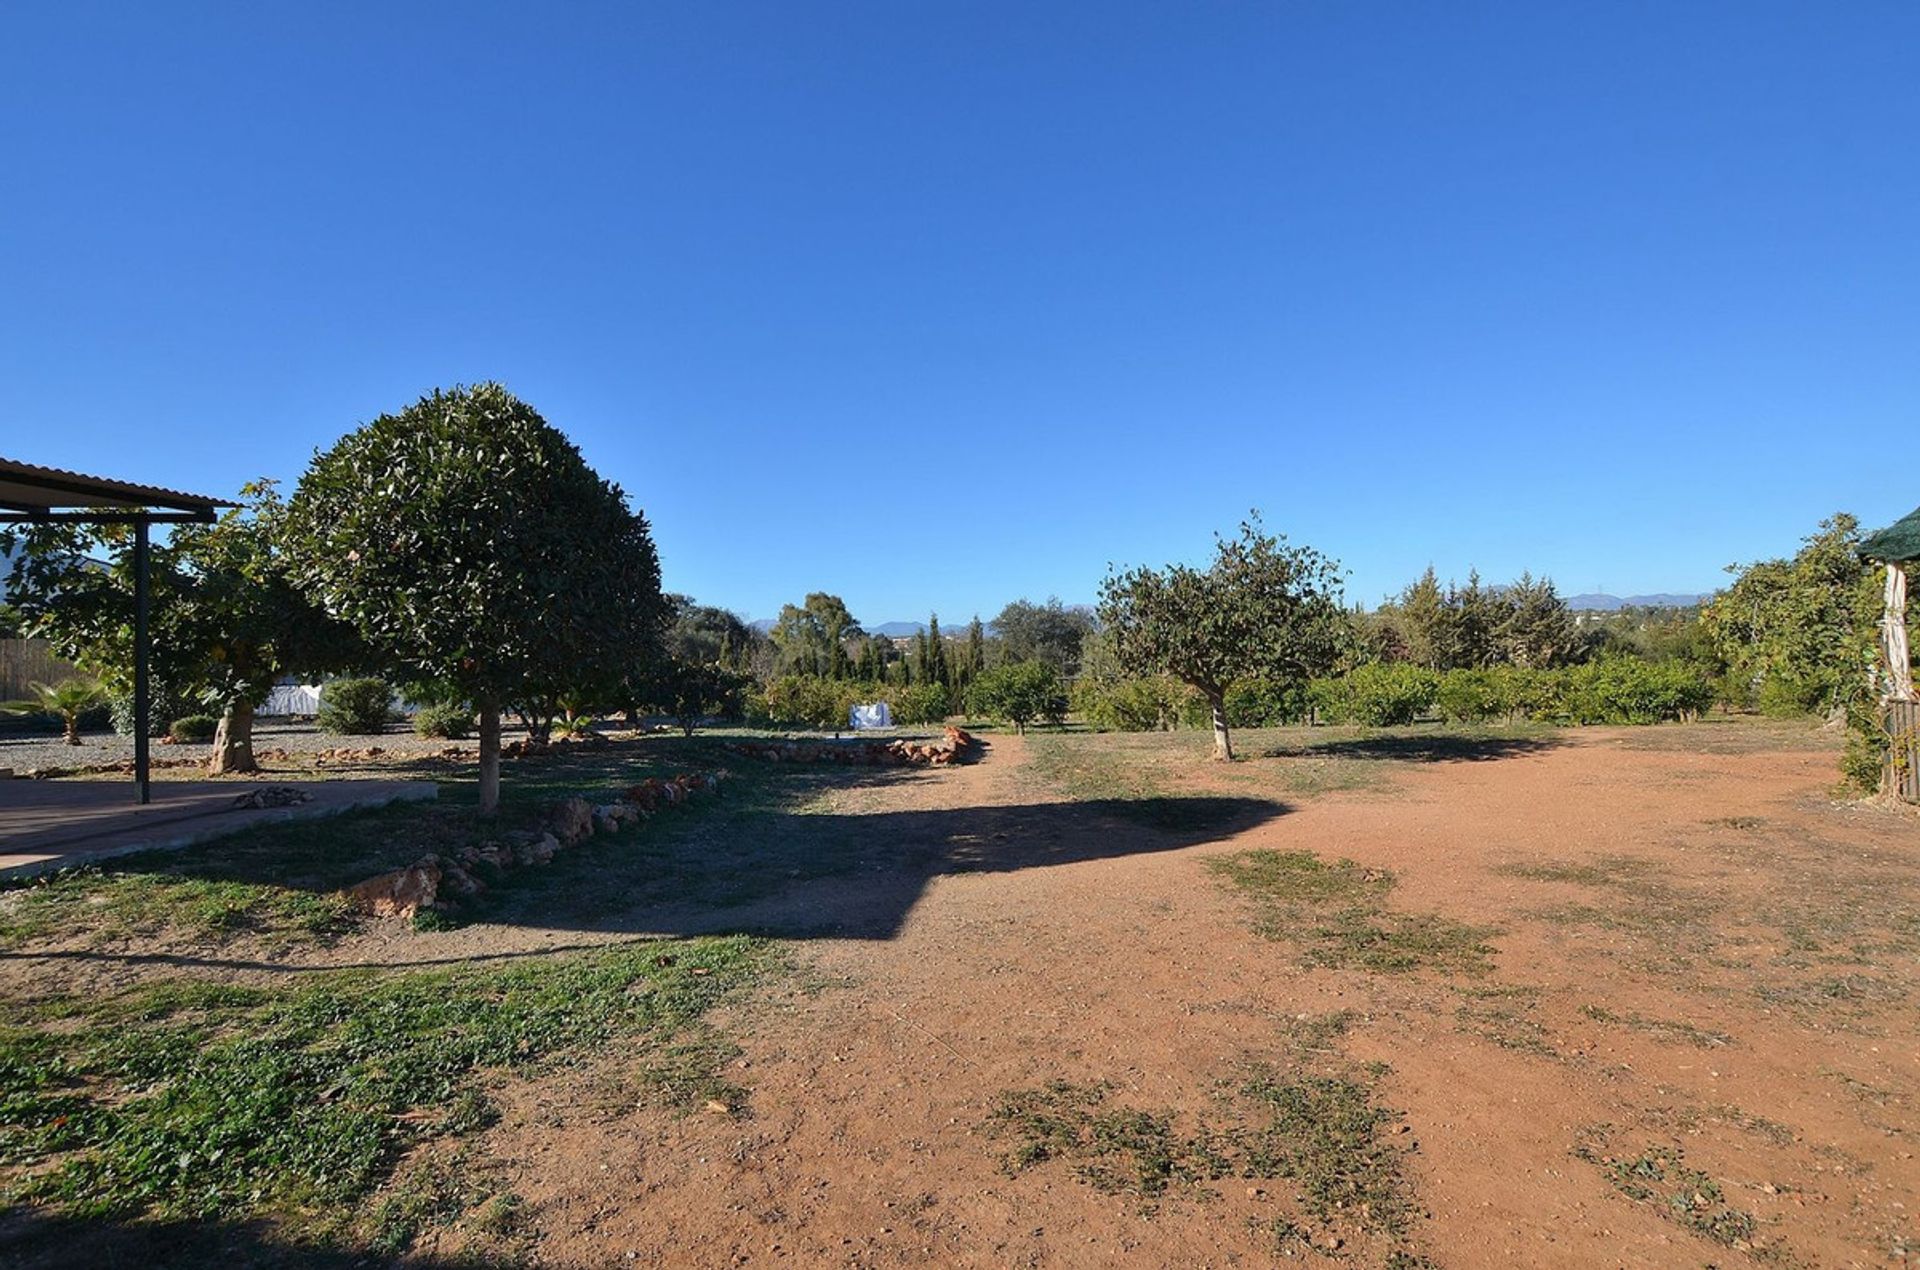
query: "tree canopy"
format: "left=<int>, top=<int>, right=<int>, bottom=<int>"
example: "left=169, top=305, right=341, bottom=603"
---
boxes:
left=283, top=383, right=662, bottom=811
left=1, top=481, right=356, bottom=771
left=1099, top=517, right=1345, bottom=759
left=770, top=592, right=862, bottom=678
left=991, top=597, right=1096, bottom=677
left=1699, top=513, right=1880, bottom=718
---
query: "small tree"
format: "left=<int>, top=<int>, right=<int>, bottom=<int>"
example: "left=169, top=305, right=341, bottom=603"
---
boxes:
left=1099, top=517, right=1344, bottom=760
left=968, top=661, right=1060, bottom=734
left=283, top=384, right=663, bottom=813
left=3, top=679, right=104, bottom=745
left=1, top=482, right=354, bottom=773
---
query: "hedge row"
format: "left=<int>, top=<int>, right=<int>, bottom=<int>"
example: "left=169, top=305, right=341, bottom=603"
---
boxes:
left=1077, top=659, right=1718, bottom=732
left=1310, top=660, right=1716, bottom=727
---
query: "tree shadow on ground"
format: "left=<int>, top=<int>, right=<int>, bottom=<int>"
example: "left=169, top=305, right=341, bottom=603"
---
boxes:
left=0, top=1207, right=507, bottom=1270
left=2, top=735, right=1288, bottom=963
left=1260, top=733, right=1563, bottom=764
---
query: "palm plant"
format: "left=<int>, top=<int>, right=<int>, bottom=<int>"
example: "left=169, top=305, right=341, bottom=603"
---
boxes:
left=1, top=678, right=106, bottom=745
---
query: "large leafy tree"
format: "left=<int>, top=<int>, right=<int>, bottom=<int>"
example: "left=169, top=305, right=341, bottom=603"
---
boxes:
left=1099, top=517, right=1345, bottom=760
left=770, top=593, right=862, bottom=678
left=642, top=595, right=754, bottom=735
left=991, top=597, right=1096, bottom=677
left=283, top=384, right=662, bottom=813
left=2, top=482, right=353, bottom=772
left=1699, top=513, right=1879, bottom=718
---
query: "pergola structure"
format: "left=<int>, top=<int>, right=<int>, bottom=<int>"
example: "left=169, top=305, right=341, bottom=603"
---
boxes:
left=0, top=457, right=230, bottom=803
left=1861, top=505, right=1920, bottom=800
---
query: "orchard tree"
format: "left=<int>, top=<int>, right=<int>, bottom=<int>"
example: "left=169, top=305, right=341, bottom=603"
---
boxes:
left=968, top=660, right=1061, bottom=734
left=1699, top=513, right=1879, bottom=718
left=284, top=384, right=663, bottom=813
left=2, top=481, right=354, bottom=773
left=1099, top=516, right=1345, bottom=760
left=644, top=595, right=753, bottom=734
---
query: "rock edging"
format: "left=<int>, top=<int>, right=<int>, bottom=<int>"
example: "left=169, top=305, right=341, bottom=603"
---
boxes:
left=727, top=726, right=978, bottom=768
left=340, top=770, right=727, bottom=920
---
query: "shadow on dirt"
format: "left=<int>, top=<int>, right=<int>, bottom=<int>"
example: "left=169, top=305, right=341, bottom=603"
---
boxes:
left=0, top=1207, right=509, bottom=1270
left=1, top=733, right=1289, bottom=963
left=1261, top=733, right=1563, bottom=764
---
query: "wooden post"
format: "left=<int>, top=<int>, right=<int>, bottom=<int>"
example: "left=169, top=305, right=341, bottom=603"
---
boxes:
left=1882, top=563, right=1917, bottom=801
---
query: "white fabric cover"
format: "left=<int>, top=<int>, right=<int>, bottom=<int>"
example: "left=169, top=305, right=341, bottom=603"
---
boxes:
left=263, top=683, right=324, bottom=715
left=849, top=702, right=893, bottom=730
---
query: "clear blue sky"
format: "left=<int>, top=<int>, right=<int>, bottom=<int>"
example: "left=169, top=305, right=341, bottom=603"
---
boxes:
left=4, top=3, right=1916, bottom=622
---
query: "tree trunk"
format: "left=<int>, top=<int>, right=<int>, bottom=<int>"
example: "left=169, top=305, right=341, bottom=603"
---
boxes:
left=209, top=700, right=259, bottom=774
left=63, top=715, right=81, bottom=745
left=478, top=700, right=502, bottom=814
left=1209, top=693, right=1234, bottom=761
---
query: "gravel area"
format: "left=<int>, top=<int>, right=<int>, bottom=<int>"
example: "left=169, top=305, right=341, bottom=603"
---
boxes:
left=0, top=718, right=530, bottom=776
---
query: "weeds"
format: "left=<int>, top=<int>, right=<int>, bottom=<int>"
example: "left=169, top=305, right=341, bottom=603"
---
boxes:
left=989, top=1018, right=1427, bottom=1258
left=1208, top=850, right=1495, bottom=974
left=1575, top=1128, right=1777, bottom=1256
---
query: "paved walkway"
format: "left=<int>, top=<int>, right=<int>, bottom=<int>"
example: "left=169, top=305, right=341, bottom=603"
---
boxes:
left=0, top=778, right=438, bottom=878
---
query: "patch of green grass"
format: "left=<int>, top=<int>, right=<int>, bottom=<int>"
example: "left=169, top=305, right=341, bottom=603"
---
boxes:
left=0, top=936, right=770, bottom=1251
left=1575, top=1133, right=1767, bottom=1253
left=363, top=1142, right=532, bottom=1262
left=1235, top=1066, right=1413, bottom=1236
left=984, top=1080, right=1230, bottom=1197
left=0, top=868, right=358, bottom=949
left=1208, top=850, right=1496, bottom=975
left=1580, top=1004, right=1733, bottom=1049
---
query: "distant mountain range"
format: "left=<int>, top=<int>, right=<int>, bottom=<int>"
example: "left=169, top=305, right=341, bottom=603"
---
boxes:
left=1564, top=593, right=1708, bottom=612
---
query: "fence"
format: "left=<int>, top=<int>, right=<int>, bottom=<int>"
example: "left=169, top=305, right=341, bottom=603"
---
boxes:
left=0, top=639, right=80, bottom=700
left=1889, top=700, right=1920, bottom=803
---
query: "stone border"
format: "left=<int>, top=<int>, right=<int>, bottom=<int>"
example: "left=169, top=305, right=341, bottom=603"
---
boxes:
left=341, top=770, right=727, bottom=920
left=727, top=725, right=978, bottom=768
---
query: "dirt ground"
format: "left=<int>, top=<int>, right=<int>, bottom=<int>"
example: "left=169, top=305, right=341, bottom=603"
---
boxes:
left=6, top=722, right=1917, bottom=1267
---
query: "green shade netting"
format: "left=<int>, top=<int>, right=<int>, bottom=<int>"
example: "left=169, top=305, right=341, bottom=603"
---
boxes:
left=1861, top=505, right=1920, bottom=563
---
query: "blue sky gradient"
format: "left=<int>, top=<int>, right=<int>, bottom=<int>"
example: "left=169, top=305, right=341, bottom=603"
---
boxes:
left=4, top=2, right=1915, bottom=621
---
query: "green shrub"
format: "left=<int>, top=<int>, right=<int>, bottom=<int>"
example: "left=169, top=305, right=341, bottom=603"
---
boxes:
left=759, top=676, right=890, bottom=730
left=110, top=681, right=195, bottom=738
left=1434, top=669, right=1504, bottom=723
left=1756, top=675, right=1823, bottom=719
left=1072, top=675, right=1192, bottom=731
left=168, top=714, right=219, bottom=743
left=412, top=703, right=472, bottom=740
left=1345, top=663, right=1439, bottom=726
left=1840, top=694, right=1890, bottom=793
left=1223, top=677, right=1307, bottom=728
left=1559, top=659, right=1714, bottom=725
left=1306, top=676, right=1354, bottom=724
left=893, top=682, right=950, bottom=725
left=968, top=661, right=1063, bottom=733
left=317, top=677, right=394, bottom=735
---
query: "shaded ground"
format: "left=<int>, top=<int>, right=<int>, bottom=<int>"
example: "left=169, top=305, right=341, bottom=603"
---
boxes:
left=2, top=716, right=1915, bottom=1267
